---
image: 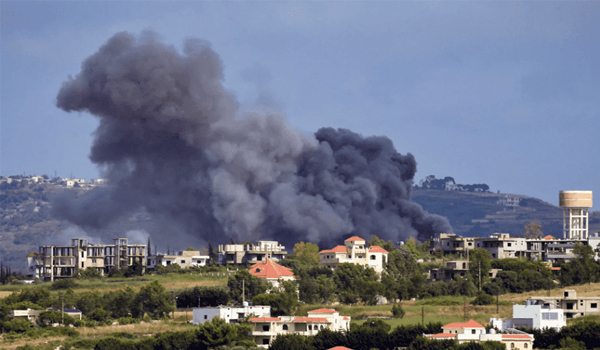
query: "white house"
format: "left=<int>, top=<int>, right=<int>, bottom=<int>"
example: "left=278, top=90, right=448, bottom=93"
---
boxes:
left=147, top=250, right=209, bottom=270
left=426, top=320, right=534, bottom=350
left=319, top=236, right=388, bottom=274
left=192, top=301, right=271, bottom=325
left=248, top=308, right=351, bottom=348
left=490, top=300, right=566, bottom=332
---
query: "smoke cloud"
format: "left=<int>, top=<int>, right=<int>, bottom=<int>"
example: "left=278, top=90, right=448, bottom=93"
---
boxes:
left=54, top=31, right=451, bottom=248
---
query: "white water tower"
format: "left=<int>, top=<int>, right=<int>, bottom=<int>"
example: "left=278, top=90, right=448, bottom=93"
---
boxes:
left=559, top=191, right=593, bottom=239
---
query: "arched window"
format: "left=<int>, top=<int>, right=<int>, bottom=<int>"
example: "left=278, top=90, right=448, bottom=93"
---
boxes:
left=282, top=324, right=288, bottom=331
left=524, top=344, right=528, bottom=349
left=308, top=325, right=312, bottom=330
left=371, top=255, right=376, bottom=260
left=511, top=343, right=515, bottom=349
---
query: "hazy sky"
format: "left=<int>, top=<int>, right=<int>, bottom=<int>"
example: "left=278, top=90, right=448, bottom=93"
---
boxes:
left=1, top=1, right=599, bottom=210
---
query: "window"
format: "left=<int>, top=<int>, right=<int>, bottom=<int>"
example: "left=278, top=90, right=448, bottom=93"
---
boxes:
left=468, top=242, right=472, bottom=246
left=348, top=255, right=351, bottom=259
left=181, top=260, right=185, bottom=264
left=282, top=324, right=288, bottom=330
left=263, top=339, right=269, bottom=345
left=492, top=253, right=496, bottom=258
left=471, top=329, right=476, bottom=334
left=524, top=343, right=528, bottom=349
left=204, top=315, right=207, bottom=319
left=592, top=303, right=597, bottom=309
left=262, top=325, right=269, bottom=331
left=371, top=255, right=376, bottom=260
left=507, top=243, right=512, bottom=247
left=308, top=325, right=312, bottom=330
left=511, top=343, right=515, bottom=349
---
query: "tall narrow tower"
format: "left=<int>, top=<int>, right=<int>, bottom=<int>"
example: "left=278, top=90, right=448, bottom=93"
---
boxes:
left=559, top=191, right=593, bottom=240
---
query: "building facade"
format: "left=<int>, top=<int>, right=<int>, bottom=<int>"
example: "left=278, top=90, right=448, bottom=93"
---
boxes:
left=192, top=302, right=271, bottom=325
left=425, top=320, right=534, bottom=350
left=248, top=308, right=351, bottom=348
left=490, top=301, right=566, bottom=332
left=147, top=250, right=209, bottom=270
left=527, top=289, right=600, bottom=319
left=35, top=238, right=146, bottom=281
left=217, top=241, right=287, bottom=265
left=319, top=236, right=388, bottom=274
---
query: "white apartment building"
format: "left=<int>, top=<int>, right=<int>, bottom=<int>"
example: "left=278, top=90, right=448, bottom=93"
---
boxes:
left=192, top=302, right=271, bottom=325
left=248, top=308, right=351, bottom=348
left=319, top=236, right=388, bottom=274
left=147, top=250, right=209, bottom=269
left=218, top=241, right=287, bottom=265
left=491, top=300, right=566, bottom=332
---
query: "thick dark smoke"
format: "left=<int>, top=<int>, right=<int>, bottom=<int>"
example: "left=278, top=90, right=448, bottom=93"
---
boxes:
left=54, top=31, right=451, bottom=248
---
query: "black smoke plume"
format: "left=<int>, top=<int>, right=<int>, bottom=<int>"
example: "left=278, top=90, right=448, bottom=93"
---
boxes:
left=54, top=31, right=451, bottom=248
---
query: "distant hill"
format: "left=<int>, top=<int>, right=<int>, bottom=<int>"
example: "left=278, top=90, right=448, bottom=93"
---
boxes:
left=412, top=189, right=600, bottom=238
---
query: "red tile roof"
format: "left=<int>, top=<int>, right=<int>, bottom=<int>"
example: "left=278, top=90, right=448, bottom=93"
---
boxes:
left=345, top=236, right=365, bottom=242
left=502, top=334, right=532, bottom=340
left=544, top=235, right=555, bottom=240
left=551, top=267, right=561, bottom=271
left=320, top=245, right=347, bottom=254
left=425, top=333, right=456, bottom=339
left=248, top=259, right=295, bottom=279
left=308, top=308, right=338, bottom=314
left=443, top=320, right=484, bottom=329
left=294, top=317, right=329, bottom=322
left=248, top=317, right=280, bottom=322
left=343, top=317, right=350, bottom=320
left=328, top=347, right=354, bottom=350
left=369, top=246, right=388, bottom=253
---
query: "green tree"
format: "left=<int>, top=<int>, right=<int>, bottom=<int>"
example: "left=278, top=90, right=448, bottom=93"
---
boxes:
left=252, top=281, right=299, bottom=316
left=196, top=317, right=252, bottom=348
left=227, top=271, right=269, bottom=304
left=369, top=235, right=395, bottom=252
left=135, top=280, right=175, bottom=319
left=524, top=222, right=544, bottom=239
left=288, top=242, right=320, bottom=266
left=333, top=263, right=380, bottom=304
left=468, top=248, right=492, bottom=291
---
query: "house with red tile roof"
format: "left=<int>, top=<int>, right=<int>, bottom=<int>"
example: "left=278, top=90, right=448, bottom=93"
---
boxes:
left=248, top=258, right=296, bottom=289
left=248, top=308, right=351, bottom=348
left=425, top=319, right=534, bottom=349
left=319, top=236, right=388, bottom=274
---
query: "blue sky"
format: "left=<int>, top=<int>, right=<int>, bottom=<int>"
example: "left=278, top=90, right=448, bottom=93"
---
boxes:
left=1, top=1, right=599, bottom=210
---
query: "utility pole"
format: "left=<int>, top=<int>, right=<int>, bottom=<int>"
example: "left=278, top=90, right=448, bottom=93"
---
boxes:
left=62, top=298, right=64, bottom=325
left=421, top=306, right=424, bottom=325
left=496, top=292, right=499, bottom=314
left=242, top=279, right=245, bottom=303
left=478, top=261, right=482, bottom=292
left=463, top=297, right=467, bottom=321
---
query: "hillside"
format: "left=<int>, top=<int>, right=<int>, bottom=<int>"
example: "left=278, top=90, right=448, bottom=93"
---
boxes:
left=2, top=175, right=599, bottom=273
left=412, top=189, right=600, bottom=238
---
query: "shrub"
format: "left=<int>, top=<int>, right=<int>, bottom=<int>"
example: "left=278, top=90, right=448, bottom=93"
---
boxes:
left=51, top=278, right=78, bottom=290
left=392, top=304, right=406, bottom=319
left=471, top=293, right=495, bottom=306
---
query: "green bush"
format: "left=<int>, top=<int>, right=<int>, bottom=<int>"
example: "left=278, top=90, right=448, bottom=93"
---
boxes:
left=471, top=293, right=495, bottom=306
left=392, top=304, right=406, bottom=319
left=50, top=278, right=78, bottom=290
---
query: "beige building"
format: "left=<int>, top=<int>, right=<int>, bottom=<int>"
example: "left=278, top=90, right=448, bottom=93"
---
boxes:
left=147, top=250, right=209, bottom=269
left=429, top=233, right=475, bottom=257
left=429, top=259, right=469, bottom=281
left=249, top=308, right=350, bottom=348
left=528, top=289, right=600, bottom=319
left=474, top=233, right=527, bottom=259
left=217, top=240, right=287, bottom=265
left=35, top=238, right=146, bottom=281
left=319, top=236, right=388, bottom=274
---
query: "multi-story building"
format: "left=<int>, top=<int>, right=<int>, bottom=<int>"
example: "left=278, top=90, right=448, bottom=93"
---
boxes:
left=217, top=241, right=287, bottom=265
left=248, top=308, right=351, bottom=348
left=147, top=249, right=209, bottom=269
left=192, top=301, right=271, bottom=325
left=35, top=238, right=146, bottom=281
left=425, top=320, right=534, bottom=350
left=527, top=289, right=600, bottom=319
left=474, top=233, right=527, bottom=259
left=429, top=260, right=469, bottom=281
left=490, top=300, right=566, bottom=332
left=428, top=233, right=475, bottom=257
left=319, top=236, right=388, bottom=274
